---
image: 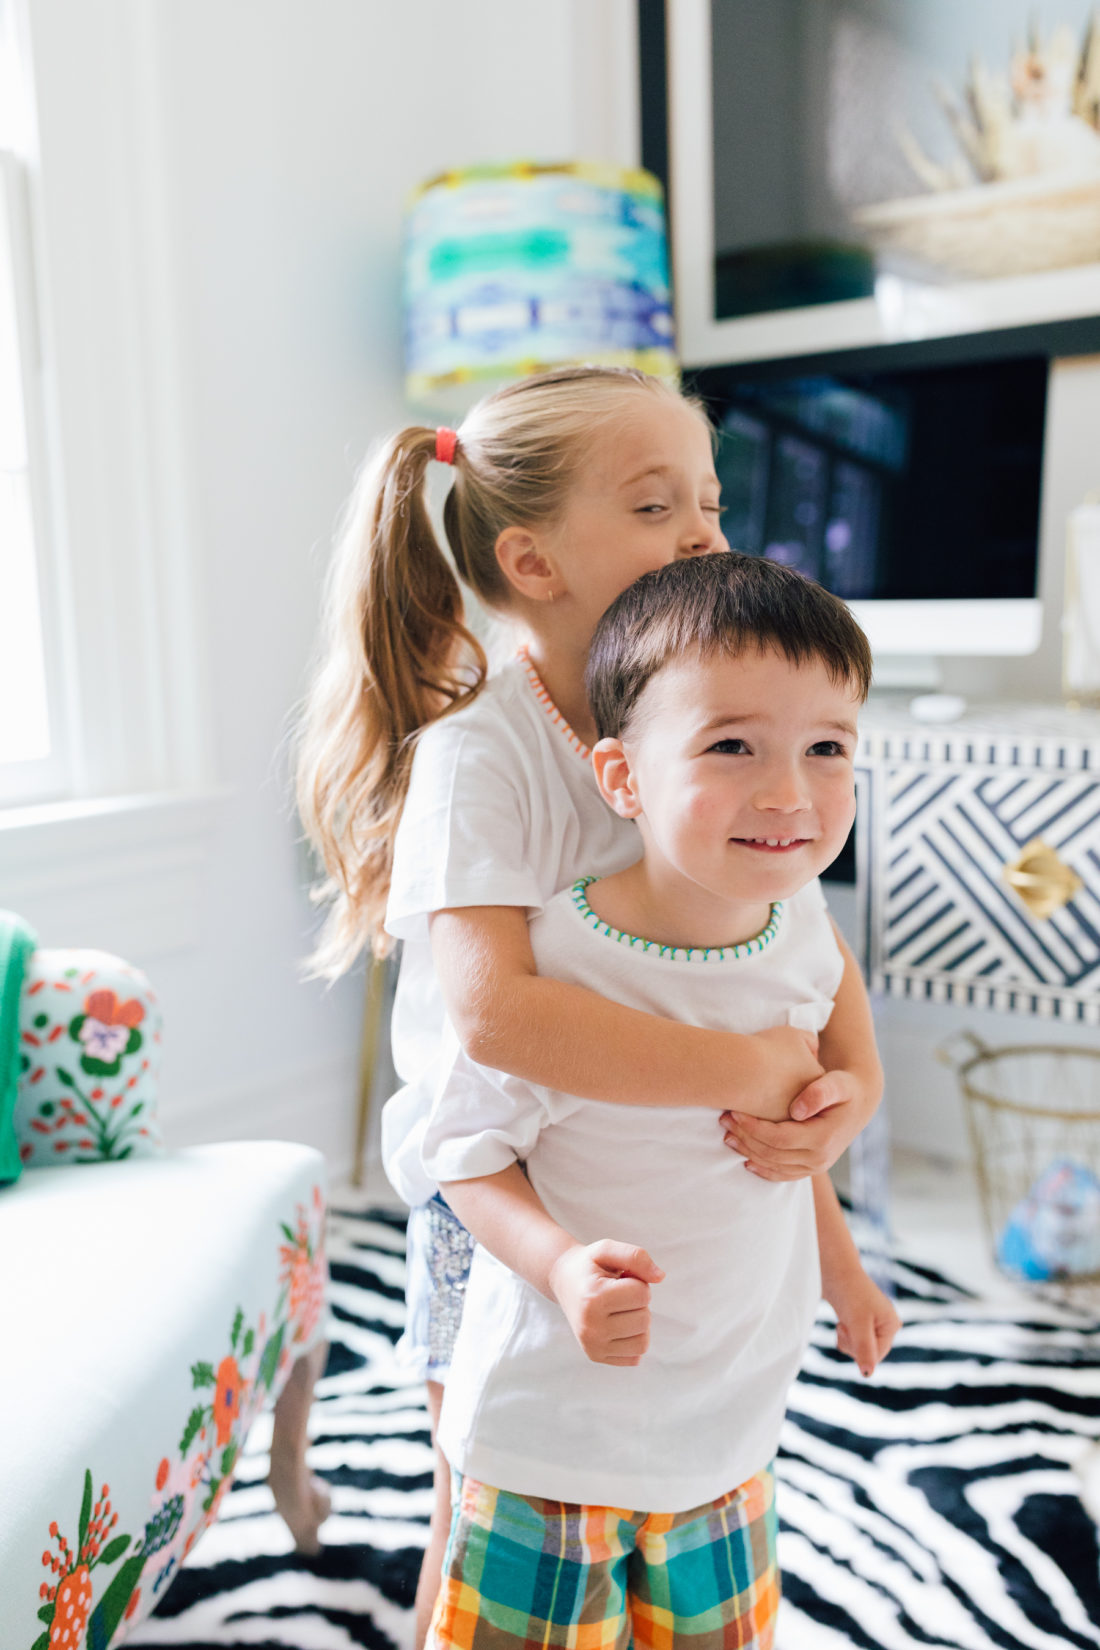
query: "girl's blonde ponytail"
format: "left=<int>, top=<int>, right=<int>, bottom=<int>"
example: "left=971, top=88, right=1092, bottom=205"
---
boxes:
left=296, top=365, right=700, bottom=977
left=295, top=426, right=488, bottom=976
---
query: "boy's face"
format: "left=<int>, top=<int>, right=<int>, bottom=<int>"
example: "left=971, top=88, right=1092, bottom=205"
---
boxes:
left=595, top=645, right=860, bottom=940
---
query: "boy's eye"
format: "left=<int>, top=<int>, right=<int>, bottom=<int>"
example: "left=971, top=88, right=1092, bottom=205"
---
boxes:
left=707, top=738, right=748, bottom=755
left=809, top=740, right=847, bottom=757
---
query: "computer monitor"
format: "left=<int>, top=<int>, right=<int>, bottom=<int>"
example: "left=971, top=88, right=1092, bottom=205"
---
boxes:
left=704, top=351, right=1047, bottom=657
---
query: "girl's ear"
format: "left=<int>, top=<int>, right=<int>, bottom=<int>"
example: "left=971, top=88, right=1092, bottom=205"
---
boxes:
left=495, top=526, right=561, bottom=604
left=592, top=738, right=642, bottom=819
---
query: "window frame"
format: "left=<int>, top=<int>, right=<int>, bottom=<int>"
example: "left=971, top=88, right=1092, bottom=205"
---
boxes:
left=0, top=0, right=220, bottom=960
left=0, top=145, right=73, bottom=805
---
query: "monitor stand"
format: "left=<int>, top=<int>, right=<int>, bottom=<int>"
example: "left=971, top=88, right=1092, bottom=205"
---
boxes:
left=870, top=653, right=942, bottom=691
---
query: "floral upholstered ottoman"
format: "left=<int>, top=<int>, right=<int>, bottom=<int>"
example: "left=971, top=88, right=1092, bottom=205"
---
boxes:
left=0, top=948, right=329, bottom=1650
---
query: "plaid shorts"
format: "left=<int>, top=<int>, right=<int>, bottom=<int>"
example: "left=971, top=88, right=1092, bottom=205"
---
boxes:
left=428, top=1466, right=779, bottom=1650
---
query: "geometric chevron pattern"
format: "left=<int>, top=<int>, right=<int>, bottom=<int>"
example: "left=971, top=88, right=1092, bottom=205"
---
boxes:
left=869, top=762, right=1100, bottom=1022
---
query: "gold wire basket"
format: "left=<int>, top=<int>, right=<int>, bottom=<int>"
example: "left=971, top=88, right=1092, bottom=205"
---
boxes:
left=938, top=1032, right=1100, bottom=1287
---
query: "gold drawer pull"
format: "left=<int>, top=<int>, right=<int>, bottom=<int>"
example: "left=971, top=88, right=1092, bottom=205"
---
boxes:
left=1002, top=837, right=1082, bottom=920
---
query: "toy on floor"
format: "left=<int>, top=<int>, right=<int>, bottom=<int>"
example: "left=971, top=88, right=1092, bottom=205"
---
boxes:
left=996, top=1157, right=1100, bottom=1280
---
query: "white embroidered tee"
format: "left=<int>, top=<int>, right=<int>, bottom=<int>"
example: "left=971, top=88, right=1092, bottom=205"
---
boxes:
left=382, top=654, right=640, bottom=1206
left=420, top=876, right=844, bottom=1512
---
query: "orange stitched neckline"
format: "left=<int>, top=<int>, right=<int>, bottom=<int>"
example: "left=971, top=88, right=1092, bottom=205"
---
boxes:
left=517, top=647, right=591, bottom=761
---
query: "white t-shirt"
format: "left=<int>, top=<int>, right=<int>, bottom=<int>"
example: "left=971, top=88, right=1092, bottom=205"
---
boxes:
left=382, top=654, right=640, bottom=1206
left=420, top=876, right=844, bottom=1513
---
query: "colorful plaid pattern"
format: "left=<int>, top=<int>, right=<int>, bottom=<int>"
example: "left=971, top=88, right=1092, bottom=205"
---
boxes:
left=429, top=1467, right=779, bottom=1650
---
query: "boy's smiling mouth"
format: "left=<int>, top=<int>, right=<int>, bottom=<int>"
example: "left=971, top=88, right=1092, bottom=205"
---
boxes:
left=731, top=836, right=810, bottom=851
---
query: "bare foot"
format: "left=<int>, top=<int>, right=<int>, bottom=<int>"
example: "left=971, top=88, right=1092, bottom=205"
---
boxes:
left=268, top=1464, right=332, bottom=1555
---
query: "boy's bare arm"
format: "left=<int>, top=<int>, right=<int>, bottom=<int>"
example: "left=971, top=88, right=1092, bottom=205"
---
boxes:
left=722, top=928, right=884, bottom=1177
left=441, top=1163, right=575, bottom=1299
left=812, top=1173, right=900, bottom=1377
left=430, top=905, right=823, bottom=1120
left=441, top=1163, right=661, bottom=1367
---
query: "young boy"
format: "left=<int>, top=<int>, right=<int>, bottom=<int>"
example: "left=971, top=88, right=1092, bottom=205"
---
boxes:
left=420, top=552, right=899, bottom=1649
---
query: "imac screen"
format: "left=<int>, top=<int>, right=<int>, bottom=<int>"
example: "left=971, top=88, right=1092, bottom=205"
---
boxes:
left=712, top=354, right=1047, bottom=602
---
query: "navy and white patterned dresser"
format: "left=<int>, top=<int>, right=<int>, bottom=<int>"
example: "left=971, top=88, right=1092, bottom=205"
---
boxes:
left=856, top=700, right=1100, bottom=1023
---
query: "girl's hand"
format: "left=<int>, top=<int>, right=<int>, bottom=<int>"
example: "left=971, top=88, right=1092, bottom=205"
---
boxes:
left=547, top=1241, right=664, bottom=1366
left=754, top=1023, right=825, bottom=1088
left=822, top=1263, right=901, bottom=1378
left=720, top=1067, right=876, bottom=1181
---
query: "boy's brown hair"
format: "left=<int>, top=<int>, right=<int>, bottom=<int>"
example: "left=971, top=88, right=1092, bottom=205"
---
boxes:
left=585, top=551, right=873, bottom=742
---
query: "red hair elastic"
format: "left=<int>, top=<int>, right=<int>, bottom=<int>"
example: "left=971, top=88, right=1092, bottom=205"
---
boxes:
left=435, top=426, right=458, bottom=465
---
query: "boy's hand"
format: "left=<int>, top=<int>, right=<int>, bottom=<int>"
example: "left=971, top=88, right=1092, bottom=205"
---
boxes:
left=547, top=1241, right=664, bottom=1367
left=822, top=1262, right=901, bottom=1378
left=720, top=1067, right=876, bottom=1180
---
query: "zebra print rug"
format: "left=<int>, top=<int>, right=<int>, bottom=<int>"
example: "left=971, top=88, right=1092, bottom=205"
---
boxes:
left=125, top=1202, right=1100, bottom=1650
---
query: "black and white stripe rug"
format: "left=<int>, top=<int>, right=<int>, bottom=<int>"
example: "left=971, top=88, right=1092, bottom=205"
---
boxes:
left=126, top=1204, right=1100, bottom=1650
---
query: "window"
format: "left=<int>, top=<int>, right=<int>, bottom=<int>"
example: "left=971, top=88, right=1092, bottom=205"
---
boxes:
left=0, top=0, right=68, bottom=805
left=0, top=165, right=49, bottom=765
left=0, top=0, right=218, bottom=957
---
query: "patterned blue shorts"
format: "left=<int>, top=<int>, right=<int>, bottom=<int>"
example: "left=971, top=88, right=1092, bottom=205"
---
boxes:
left=401, top=1192, right=476, bottom=1382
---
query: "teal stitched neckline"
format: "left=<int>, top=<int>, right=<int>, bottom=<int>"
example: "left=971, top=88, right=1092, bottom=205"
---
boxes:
left=570, top=877, right=782, bottom=963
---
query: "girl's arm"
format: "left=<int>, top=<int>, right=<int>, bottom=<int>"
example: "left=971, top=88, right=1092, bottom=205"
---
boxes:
left=720, top=927, right=884, bottom=1175
left=430, top=905, right=826, bottom=1120
left=812, top=1173, right=900, bottom=1377
left=441, top=1163, right=663, bottom=1367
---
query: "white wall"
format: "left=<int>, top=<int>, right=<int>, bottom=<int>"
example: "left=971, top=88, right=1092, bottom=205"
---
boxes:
left=17, top=0, right=639, bottom=1181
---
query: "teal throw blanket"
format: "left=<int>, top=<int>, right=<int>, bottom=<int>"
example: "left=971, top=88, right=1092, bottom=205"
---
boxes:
left=0, top=910, right=37, bottom=1184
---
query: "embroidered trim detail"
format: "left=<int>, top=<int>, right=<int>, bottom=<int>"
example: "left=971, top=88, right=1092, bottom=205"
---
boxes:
left=570, top=877, right=783, bottom=962
left=517, top=647, right=591, bottom=761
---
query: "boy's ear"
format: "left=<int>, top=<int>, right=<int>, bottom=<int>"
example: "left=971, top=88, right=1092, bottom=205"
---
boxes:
left=495, top=526, right=560, bottom=604
left=592, top=738, right=643, bottom=819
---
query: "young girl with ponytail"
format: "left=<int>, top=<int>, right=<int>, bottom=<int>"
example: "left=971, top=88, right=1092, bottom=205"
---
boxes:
left=295, top=367, right=886, bottom=1642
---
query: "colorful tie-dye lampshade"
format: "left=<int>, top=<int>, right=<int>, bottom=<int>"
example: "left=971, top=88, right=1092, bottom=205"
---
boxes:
left=403, top=161, right=677, bottom=409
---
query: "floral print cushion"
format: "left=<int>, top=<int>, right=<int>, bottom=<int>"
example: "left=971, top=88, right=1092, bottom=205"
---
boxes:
left=15, top=950, right=163, bottom=1169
